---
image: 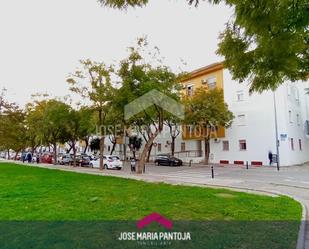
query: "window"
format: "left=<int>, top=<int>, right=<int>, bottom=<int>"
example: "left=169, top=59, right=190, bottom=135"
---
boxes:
left=187, top=85, right=194, bottom=96
left=222, top=141, right=229, bottom=151
left=157, top=143, right=162, bottom=152
left=297, top=114, right=301, bottom=126
left=236, top=90, right=244, bottom=101
left=289, top=111, right=293, bottom=123
left=299, top=139, right=302, bottom=151
left=237, top=114, right=246, bottom=126
left=181, top=142, right=186, bottom=152
left=207, top=76, right=216, bottom=89
left=291, top=138, right=294, bottom=151
left=239, top=140, right=247, bottom=151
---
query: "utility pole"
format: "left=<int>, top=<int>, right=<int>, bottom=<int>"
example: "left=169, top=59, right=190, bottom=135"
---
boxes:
left=273, top=91, right=280, bottom=171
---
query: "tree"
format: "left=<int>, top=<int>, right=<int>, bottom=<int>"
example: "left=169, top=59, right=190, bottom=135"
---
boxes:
left=65, top=107, right=94, bottom=167
left=67, top=59, right=115, bottom=170
left=0, top=103, right=27, bottom=159
left=39, top=100, right=71, bottom=164
left=184, top=88, right=234, bottom=164
left=99, top=0, right=308, bottom=92
left=164, top=115, right=181, bottom=157
left=115, top=38, right=180, bottom=173
left=90, top=138, right=101, bottom=153
left=128, top=135, right=142, bottom=159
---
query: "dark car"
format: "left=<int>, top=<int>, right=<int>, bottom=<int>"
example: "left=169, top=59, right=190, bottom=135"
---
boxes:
left=69, top=155, right=91, bottom=166
left=154, top=155, right=183, bottom=166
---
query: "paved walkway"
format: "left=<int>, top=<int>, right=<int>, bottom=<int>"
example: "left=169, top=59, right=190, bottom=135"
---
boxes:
left=2, top=160, right=309, bottom=248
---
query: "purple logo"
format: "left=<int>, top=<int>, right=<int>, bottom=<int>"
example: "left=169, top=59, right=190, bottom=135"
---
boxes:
left=137, top=212, right=173, bottom=230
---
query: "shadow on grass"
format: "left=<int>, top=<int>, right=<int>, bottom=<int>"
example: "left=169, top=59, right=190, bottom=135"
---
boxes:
left=0, top=221, right=299, bottom=249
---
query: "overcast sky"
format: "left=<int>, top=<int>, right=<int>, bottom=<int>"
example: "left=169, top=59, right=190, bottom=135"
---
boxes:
left=0, top=0, right=232, bottom=106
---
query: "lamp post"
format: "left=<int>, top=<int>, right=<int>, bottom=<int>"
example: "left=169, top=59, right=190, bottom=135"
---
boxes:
left=273, top=91, right=280, bottom=171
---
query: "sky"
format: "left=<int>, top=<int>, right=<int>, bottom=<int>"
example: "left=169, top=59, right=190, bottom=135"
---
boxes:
left=0, top=0, right=233, bottom=106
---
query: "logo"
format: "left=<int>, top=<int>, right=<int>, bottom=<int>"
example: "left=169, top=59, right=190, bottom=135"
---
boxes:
left=137, top=212, right=173, bottom=230
left=124, top=89, right=185, bottom=121
left=118, top=213, right=191, bottom=245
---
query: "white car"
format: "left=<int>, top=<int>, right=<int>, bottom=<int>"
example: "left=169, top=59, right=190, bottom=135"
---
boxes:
left=90, top=155, right=123, bottom=170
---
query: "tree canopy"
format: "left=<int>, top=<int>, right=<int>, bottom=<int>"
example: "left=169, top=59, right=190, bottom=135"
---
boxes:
left=98, top=0, right=308, bottom=92
left=184, top=88, right=234, bottom=164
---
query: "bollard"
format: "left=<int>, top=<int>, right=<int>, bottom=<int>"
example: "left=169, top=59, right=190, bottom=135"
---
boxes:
left=246, top=161, right=249, bottom=170
left=189, top=160, right=193, bottom=167
left=143, top=164, right=146, bottom=173
left=211, top=166, right=214, bottom=179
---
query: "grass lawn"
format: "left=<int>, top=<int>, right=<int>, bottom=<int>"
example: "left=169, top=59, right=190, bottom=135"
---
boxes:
left=0, top=162, right=303, bottom=249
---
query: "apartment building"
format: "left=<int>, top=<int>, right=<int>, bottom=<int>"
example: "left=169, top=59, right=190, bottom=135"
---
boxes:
left=150, top=63, right=309, bottom=166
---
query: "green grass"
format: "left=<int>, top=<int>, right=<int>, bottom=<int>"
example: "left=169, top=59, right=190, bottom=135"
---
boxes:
left=0, top=162, right=301, bottom=221
left=0, top=162, right=303, bottom=249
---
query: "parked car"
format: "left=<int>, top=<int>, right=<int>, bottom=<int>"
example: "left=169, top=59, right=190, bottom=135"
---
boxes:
left=57, top=154, right=72, bottom=165
left=69, top=155, right=91, bottom=167
left=90, top=155, right=123, bottom=170
left=154, top=155, right=183, bottom=166
left=40, top=152, right=54, bottom=164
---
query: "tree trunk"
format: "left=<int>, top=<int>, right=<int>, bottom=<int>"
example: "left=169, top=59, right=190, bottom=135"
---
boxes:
left=14, top=149, right=20, bottom=161
left=137, top=130, right=159, bottom=174
left=53, top=142, right=57, bottom=165
left=204, top=138, right=210, bottom=165
left=7, top=149, right=10, bottom=160
left=99, top=136, right=105, bottom=170
left=67, top=144, right=73, bottom=154
left=146, top=143, right=153, bottom=163
left=171, top=137, right=176, bottom=156
left=83, top=138, right=89, bottom=154
left=110, top=141, right=116, bottom=155
left=31, top=145, right=36, bottom=154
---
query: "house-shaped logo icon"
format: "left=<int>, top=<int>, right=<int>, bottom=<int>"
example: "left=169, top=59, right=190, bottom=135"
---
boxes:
left=137, top=212, right=173, bottom=230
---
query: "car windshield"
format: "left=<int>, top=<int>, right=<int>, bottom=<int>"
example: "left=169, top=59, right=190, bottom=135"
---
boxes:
left=110, top=156, right=120, bottom=160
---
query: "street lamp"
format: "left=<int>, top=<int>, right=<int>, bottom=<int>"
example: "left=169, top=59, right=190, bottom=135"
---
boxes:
left=273, top=91, right=280, bottom=171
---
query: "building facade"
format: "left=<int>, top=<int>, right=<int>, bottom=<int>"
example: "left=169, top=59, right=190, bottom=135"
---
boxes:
left=101, top=63, right=309, bottom=166
left=150, top=63, right=309, bottom=166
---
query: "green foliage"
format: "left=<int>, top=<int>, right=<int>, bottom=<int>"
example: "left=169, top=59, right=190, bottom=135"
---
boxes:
left=114, top=38, right=182, bottom=171
left=67, top=59, right=115, bottom=128
left=90, top=138, right=100, bottom=152
left=129, top=135, right=142, bottom=150
left=0, top=90, right=27, bottom=154
left=184, top=88, right=234, bottom=128
left=99, top=0, right=308, bottom=92
left=217, top=0, right=308, bottom=92
left=184, top=88, right=234, bottom=163
left=67, top=59, right=116, bottom=168
left=98, top=0, right=148, bottom=9
left=0, top=106, right=27, bottom=154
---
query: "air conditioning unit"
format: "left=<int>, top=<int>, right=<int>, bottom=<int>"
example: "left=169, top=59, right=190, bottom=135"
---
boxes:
left=214, top=138, right=221, bottom=143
